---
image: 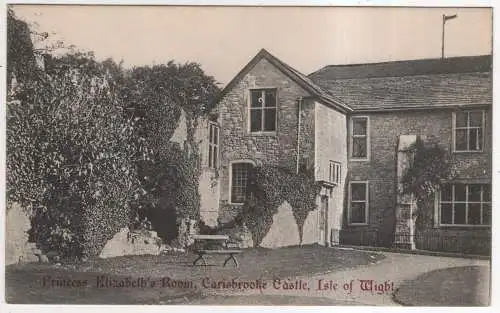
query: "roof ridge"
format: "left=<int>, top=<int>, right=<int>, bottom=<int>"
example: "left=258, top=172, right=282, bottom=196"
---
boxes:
left=310, top=70, right=491, bottom=81
left=314, top=54, right=492, bottom=69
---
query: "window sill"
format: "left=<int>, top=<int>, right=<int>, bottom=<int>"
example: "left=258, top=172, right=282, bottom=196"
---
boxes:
left=438, top=224, right=491, bottom=229
left=452, top=150, right=484, bottom=154
left=248, top=131, right=277, bottom=136
left=228, top=202, right=245, bottom=206
left=347, top=223, right=369, bottom=226
left=349, top=158, right=370, bottom=162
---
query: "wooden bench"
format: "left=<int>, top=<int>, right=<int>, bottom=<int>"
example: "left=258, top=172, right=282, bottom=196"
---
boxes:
left=191, top=235, right=243, bottom=268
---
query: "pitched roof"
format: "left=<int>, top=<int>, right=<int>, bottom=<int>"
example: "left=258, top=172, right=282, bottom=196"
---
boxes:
left=216, top=49, right=352, bottom=113
left=309, top=55, right=492, bottom=111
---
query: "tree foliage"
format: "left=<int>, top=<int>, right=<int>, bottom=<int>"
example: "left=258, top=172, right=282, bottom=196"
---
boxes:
left=122, top=63, right=220, bottom=242
left=7, top=8, right=37, bottom=90
left=7, top=11, right=147, bottom=256
left=7, top=9, right=221, bottom=254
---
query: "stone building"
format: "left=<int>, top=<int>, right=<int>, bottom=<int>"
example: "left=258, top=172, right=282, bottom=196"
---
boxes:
left=197, top=49, right=491, bottom=254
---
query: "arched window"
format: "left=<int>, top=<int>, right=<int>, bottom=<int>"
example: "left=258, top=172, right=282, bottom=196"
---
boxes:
left=229, top=160, right=255, bottom=204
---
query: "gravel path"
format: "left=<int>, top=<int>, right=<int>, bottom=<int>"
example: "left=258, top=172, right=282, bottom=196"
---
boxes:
left=191, top=250, right=490, bottom=306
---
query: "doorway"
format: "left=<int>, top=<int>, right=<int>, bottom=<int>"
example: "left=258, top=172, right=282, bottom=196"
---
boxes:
left=319, top=195, right=329, bottom=246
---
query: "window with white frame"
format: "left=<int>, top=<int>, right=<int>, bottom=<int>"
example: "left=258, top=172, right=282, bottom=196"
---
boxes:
left=349, top=181, right=369, bottom=224
left=351, top=117, right=369, bottom=159
left=208, top=123, right=219, bottom=169
left=454, top=111, right=484, bottom=152
left=438, top=183, right=491, bottom=226
left=249, top=88, right=277, bottom=132
left=328, top=161, right=341, bottom=185
left=230, top=162, right=254, bottom=204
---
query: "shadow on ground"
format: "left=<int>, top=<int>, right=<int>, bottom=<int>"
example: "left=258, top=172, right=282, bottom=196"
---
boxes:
left=5, top=245, right=383, bottom=304
left=393, top=265, right=490, bottom=306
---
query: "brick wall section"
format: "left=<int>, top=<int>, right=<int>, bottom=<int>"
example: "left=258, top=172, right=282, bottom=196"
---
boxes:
left=343, top=108, right=492, bottom=248
left=216, top=58, right=314, bottom=222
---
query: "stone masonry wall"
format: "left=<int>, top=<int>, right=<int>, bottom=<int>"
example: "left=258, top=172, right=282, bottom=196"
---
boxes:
left=343, top=108, right=492, bottom=248
left=216, top=57, right=314, bottom=228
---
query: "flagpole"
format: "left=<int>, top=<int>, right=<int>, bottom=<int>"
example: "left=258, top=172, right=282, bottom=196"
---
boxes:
left=441, top=14, right=445, bottom=59
left=441, top=14, right=458, bottom=60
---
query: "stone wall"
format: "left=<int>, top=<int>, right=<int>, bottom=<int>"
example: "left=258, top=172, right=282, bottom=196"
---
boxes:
left=5, top=202, right=36, bottom=265
left=216, top=57, right=314, bottom=221
left=260, top=201, right=301, bottom=248
left=343, top=108, right=492, bottom=248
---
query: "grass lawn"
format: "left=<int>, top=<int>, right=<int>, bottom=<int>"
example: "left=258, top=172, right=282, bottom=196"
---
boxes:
left=393, top=266, right=490, bottom=306
left=5, top=245, right=384, bottom=304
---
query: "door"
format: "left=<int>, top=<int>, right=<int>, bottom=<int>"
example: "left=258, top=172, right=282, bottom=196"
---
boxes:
left=319, top=195, right=329, bottom=246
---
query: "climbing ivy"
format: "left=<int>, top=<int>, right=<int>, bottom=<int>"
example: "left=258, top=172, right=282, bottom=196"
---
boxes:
left=401, top=136, right=456, bottom=227
left=241, top=165, right=321, bottom=246
left=123, top=63, right=220, bottom=244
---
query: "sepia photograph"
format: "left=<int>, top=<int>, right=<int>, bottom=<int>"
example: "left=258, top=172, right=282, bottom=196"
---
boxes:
left=3, top=3, right=494, bottom=307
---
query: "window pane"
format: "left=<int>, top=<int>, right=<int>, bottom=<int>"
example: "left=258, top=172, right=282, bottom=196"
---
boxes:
left=454, top=184, right=466, bottom=201
left=352, top=137, right=367, bottom=158
left=250, top=109, right=262, bottom=132
left=231, top=163, right=252, bottom=203
left=263, top=108, right=276, bottom=131
left=482, top=204, right=491, bottom=225
left=209, top=125, right=213, bottom=143
left=352, top=118, right=367, bottom=135
left=468, top=203, right=481, bottom=225
left=441, top=184, right=452, bottom=201
left=441, top=203, right=453, bottom=224
left=213, top=146, right=218, bottom=168
left=469, top=111, right=483, bottom=127
left=455, top=129, right=467, bottom=151
left=469, top=129, right=479, bottom=151
left=351, top=183, right=366, bottom=201
left=336, top=165, right=340, bottom=183
left=208, top=146, right=213, bottom=167
left=483, top=185, right=491, bottom=202
left=454, top=203, right=466, bottom=224
left=455, top=111, right=468, bottom=127
left=477, top=128, right=483, bottom=150
left=468, top=184, right=482, bottom=202
left=251, top=90, right=263, bottom=108
left=350, top=202, right=366, bottom=224
left=213, top=126, right=218, bottom=145
left=265, top=90, right=277, bottom=107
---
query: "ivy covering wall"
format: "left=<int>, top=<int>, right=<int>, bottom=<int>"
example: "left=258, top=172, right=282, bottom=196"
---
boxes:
left=401, top=136, right=455, bottom=229
left=205, top=165, right=322, bottom=247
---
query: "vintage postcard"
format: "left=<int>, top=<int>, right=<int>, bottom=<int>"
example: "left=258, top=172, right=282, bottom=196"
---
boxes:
left=3, top=3, right=494, bottom=308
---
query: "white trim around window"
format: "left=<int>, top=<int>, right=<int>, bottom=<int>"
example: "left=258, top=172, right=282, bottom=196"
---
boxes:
left=349, top=116, right=370, bottom=161
left=348, top=181, right=369, bottom=225
left=452, top=110, right=485, bottom=153
left=435, top=183, right=491, bottom=227
left=247, top=88, right=278, bottom=135
left=228, top=159, right=256, bottom=205
left=328, top=160, right=341, bottom=185
left=208, top=122, right=219, bottom=169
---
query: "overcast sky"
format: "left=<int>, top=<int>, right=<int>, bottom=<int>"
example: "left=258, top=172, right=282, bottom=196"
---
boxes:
left=12, top=5, right=492, bottom=85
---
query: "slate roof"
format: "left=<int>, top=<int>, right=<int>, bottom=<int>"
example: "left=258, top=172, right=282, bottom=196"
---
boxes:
left=216, top=49, right=352, bottom=113
left=308, top=55, right=492, bottom=111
